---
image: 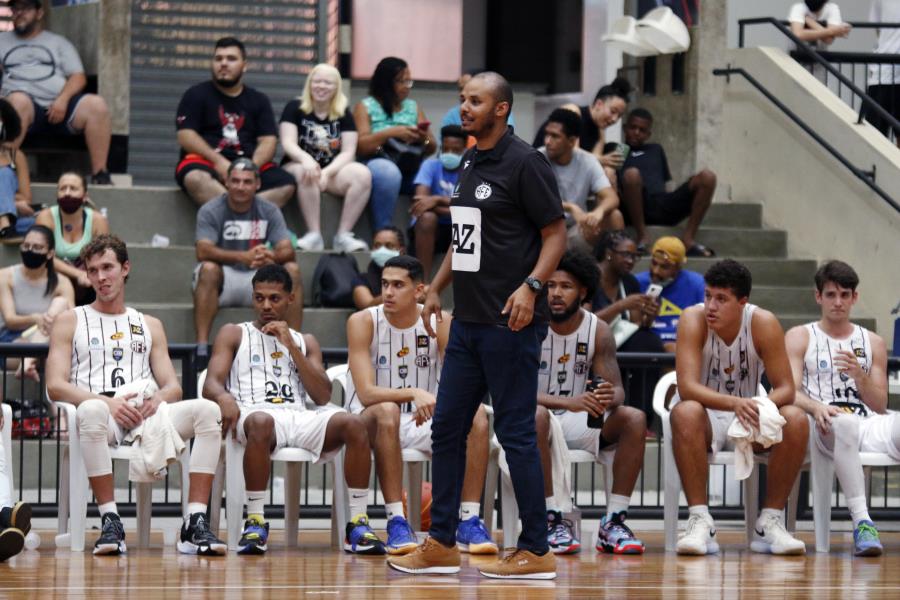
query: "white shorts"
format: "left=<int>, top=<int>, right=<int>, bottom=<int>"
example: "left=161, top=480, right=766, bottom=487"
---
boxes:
left=554, top=410, right=617, bottom=455
left=400, top=412, right=433, bottom=453
left=192, top=264, right=255, bottom=307
left=707, top=409, right=736, bottom=457
left=237, top=405, right=344, bottom=463
left=814, top=412, right=900, bottom=461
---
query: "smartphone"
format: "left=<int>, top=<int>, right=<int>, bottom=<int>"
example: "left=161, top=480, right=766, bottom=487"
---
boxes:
left=646, top=283, right=663, bottom=300
left=586, top=377, right=606, bottom=429
left=417, top=120, right=431, bottom=131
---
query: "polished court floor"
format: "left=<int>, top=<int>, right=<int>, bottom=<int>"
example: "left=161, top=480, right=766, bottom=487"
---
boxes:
left=0, top=526, right=898, bottom=599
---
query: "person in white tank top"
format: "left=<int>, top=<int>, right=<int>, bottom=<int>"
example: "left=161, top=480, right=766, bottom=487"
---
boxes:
left=671, top=259, right=808, bottom=556
left=533, top=250, right=647, bottom=556
left=46, top=235, right=225, bottom=557
left=346, top=255, right=497, bottom=556
left=785, top=260, right=893, bottom=557
left=203, top=264, right=377, bottom=556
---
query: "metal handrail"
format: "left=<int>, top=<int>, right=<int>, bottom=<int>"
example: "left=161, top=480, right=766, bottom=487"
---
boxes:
left=713, top=66, right=899, bottom=213
left=736, top=17, right=900, bottom=133
left=738, top=18, right=900, bottom=47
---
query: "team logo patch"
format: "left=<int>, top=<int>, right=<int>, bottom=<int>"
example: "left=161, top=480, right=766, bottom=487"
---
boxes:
left=112, top=347, right=124, bottom=362
left=724, top=365, right=735, bottom=375
left=417, top=335, right=429, bottom=348
left=576, top=343, right=588, bottom=356
left=573, top=360, right=588, bottom=375
left=378, top=355, right=387, bottom=365
left=557, top=353, right=570, bottom=364
left=271, top=351, right=284, bottom=359
left=398, top=365, right=409, bottom=379
left=539, top=360, right=548, bottom=371
left=110, top=331, right=124, bottom=341
left=740, top=368, right=748, bottom=381
left=130, top=324, right=144, bottom=336
left=711, top=367, right=719, bottom=377
left=131, top=341, right=146, bottom=353
left=854, top=348, right=866, bottom=358
left=252, top=354, right=261, bottom=363
left=397, top=347, right=410, bottom=358
left=820, top=360, right=828, bottom=368
left=557, top=371, right=567, bottom=384
left=89, top=337, right=101, bottom=348
left=415, top=355, right=430, bottom=368
left=474, top=182, right=492, bottom=201
left=273, top=366, right=282, bottom=377
left=725, top=380, right=735, bottom=393
left=839, top=373, right=848, bottom=382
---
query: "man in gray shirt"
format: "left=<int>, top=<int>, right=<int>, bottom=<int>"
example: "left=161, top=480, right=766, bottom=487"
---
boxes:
left=193, top=159, right=302, bottom=354
left=539, top=108, right=622, bottom=254
left=0, top=0, right=113, bottom=184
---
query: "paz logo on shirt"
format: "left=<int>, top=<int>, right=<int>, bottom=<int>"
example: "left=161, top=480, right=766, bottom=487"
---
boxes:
left=474, top=182, right=492, bottom=201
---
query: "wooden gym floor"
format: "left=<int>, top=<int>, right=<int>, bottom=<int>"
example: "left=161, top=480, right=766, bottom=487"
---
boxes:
left=0, top=527, right=898, bottom=599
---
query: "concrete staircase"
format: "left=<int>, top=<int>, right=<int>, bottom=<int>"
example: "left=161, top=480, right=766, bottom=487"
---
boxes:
left=2, top=183, right=873, bottom=347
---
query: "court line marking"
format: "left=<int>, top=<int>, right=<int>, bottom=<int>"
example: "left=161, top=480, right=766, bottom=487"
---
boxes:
left=0, top=585, right=894, bottom=591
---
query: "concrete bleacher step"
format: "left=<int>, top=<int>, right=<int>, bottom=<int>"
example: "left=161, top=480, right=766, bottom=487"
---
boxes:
left=643, top=225, right=786, bottom=257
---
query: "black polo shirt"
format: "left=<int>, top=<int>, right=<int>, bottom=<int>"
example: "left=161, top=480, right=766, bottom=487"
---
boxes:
left=450, top=128, right=564, bottom=325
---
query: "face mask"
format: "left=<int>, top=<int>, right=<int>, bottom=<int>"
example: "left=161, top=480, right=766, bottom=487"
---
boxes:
left=440, top=152, right=462, bottom=170
left=371, top=246, right=400, bottom=267
left=58, top=195, right=84, bottom=214
left=21, top=250, right=48, bottom=270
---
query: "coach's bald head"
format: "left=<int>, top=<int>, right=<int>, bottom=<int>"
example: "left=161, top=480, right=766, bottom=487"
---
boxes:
left=470, top=71, right=513, bottom=116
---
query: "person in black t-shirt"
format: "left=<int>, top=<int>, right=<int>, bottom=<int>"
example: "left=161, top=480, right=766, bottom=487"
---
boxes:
left=388, top=72, right=566, bottom=580
left=174, top=37, right=295, bottom=207
left=618, top=109, right=717, bottom=257
left=280, top=63, right=370, bottom=253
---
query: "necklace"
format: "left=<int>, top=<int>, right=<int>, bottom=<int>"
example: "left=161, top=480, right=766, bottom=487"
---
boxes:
left=64, top=224, right=74, bottom=232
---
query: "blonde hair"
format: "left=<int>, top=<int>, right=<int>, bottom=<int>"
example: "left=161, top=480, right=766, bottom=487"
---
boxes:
left=299, top=63, right=347, bottom=121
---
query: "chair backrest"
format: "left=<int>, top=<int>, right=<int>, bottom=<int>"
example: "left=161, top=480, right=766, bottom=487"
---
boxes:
left=2, top=404, right=13, bottom=494
left=197, top=369, right=208, bottom=400
left=652, top=371, right=678, bottom=418
left=326, top=364, right=349, bottom=407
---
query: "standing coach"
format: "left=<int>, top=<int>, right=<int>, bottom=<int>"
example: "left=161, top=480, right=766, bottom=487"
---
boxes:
left=388, top=72, right=566, bottom=580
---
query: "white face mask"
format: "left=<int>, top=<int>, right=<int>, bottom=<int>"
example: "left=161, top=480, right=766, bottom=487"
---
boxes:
left=371, top=246, right=400, bottom=267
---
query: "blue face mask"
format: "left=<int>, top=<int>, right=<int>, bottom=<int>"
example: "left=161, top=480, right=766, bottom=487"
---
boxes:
left=440, top=152, right=462, bottom=170
left=371, top=246, right=400, bottom=267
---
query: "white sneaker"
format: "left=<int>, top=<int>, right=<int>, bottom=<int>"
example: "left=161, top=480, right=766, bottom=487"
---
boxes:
left=296, top=231, right=324, bottom=251
left=676, top=512, right=719, bottom=555
left=750, top=512, right=805, bottom=555
left=333, top=231, right=369, bottom=252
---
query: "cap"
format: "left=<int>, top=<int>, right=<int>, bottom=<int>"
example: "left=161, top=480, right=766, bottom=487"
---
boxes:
left=9, top=0, right=42, bottom=9
left=651, top=236, right=686, bottom=265
left=227, top=157, right=259, bottom=177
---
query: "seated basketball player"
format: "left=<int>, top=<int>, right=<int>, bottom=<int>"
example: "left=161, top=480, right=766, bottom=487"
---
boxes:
left=345, top=255, right=498, bottom=556
left=671, top=259, right=808, bottom=555
left=786, top=260, right=893, bottom=556
left=203, top=264, right=378, bottom=555
left=534, top=250, right=647, bottom=555
left=46, top=235, right=225, bottom=556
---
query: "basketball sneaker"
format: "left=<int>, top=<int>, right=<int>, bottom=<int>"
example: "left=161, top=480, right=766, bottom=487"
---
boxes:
left=385, top=515, right=418, bottom=555
left=387, top=536, right=461, bottom=574
left=178, top=513, right=226, bottom=556
left=93, top=512, right=126, bottom=555
left=546, top=510, right=580, bottom=554
left=676, top=512, right=719, bottom=555
left=596, top=511, right=645, bottom=554
left=344, top=514, right=386, bottom=555
left=237, top=516, right=269, bottom=555
left=750, top=512, right=805, bottom=555
left=0, top=501, right=31, bottom=535
left=456, top=516, right=498, bottom=554
left=853, top=520, right=883, bottom=557
left=0, top=527, right=24, bottom=562
left=478, top=548, right=557, bottom=580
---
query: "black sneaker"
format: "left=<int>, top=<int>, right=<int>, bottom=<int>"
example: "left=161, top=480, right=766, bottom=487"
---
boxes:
left=0, top=502, right=31, bottom=535
left=91, top=170, right=113, bottom=185
left=178, top=513, right=226, bottom=556
left=0, top=528, right=24, bottom=562
left=93, top=512, right=126, bottom=555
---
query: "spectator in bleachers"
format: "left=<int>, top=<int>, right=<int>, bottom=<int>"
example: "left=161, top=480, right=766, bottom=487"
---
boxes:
left=539, top=108, right=623, bottom=253
left=279, top=63, right=371, bottom=252
left=192, top=159, right=301, bottom=356
left=353, top=225, right=406, bottom=310
left=618, top=109, right=716, bottom=257
left=35, top=172, right=109, bottom=305
left=175, top=37, right=295, bottom=207
left=864, top=0, right=900, bottom=144
left=408, top=125, right=465, bottom=281
left=788, top=1, right=851, bottom=49
left=0, top=0, right=113, bottom=185
left=353, top=57, right=437, bottom=230
left=440, top=69, right=515, bottom=131
left=636, top=236, right=704, bottom=352
left=0, top=98, right=32, bottom=241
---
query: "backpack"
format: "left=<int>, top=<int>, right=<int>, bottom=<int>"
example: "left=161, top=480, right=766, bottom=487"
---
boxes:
left=311, top=252, right=360, bottom=307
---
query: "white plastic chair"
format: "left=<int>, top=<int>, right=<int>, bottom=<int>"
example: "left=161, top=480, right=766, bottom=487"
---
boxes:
left=2, top=404, right=13, bottom=502
left=636, top=6, right=691, bottom=54
left=53, top=400, right=190, bottom=551
left=808, top=414, right=900, bottom=553
left=653, top=371, right=800, bottom=552
left=602, top=15, right=659, bottom=57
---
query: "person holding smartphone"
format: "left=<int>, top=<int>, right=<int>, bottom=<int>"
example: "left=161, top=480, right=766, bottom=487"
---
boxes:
left=532, top=250, right=647, bottom=555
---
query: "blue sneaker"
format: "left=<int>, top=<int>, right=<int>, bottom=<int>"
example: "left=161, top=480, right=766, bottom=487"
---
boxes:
left=596, top=511, right=644, bottom=554
left=237, top=516, right=269, bottom=555
left=853, top=520, right=883, bottom=557
left=385, top=515, right=418, bottom=555
left=456, top=516, right=498, bottom=554
left=344, top=514, right=387, bottom=555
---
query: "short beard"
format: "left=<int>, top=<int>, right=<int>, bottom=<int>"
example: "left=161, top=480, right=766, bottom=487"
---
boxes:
left=14, top=22, right=36, bottom=36
left=549, top=299, right=581, bottom=323
left=213, top=74, right=241, bottom=89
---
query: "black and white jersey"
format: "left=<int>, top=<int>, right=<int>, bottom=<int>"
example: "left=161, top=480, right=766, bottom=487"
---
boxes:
left=345, top=305, right=440, bottom=414
left=801, top=322, right=873, bottom=416
left=226, top=322, right=309, bottom=409
left=70, top=306, right=154, bottom=395
left=537, top=309, right=598, bottom=414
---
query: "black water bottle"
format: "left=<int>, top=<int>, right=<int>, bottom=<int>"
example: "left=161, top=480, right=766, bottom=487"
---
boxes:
left=586, top=377, right=606, bottom=429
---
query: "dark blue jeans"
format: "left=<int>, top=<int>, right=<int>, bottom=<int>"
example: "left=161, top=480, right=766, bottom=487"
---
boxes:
left=428, top=319, right=549, bottom=553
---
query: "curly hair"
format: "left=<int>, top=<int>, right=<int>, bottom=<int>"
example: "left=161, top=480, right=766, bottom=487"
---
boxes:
left=557, top=249, right=600, bottom=301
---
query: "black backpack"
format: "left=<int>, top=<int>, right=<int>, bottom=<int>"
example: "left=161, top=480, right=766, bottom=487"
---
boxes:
left=311, top=252, right=360, bottom=307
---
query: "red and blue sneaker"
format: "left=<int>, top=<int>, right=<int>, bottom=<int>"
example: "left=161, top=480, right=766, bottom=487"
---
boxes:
left=596, top=511, right=644, bottom=554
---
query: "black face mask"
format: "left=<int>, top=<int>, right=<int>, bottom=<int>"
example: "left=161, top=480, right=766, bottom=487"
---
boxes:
left=21, top=250, right=48, bottom=270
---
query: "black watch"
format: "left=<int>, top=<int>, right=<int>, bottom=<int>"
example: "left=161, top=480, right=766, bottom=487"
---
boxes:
left=524, top=276, right=543, bottom=293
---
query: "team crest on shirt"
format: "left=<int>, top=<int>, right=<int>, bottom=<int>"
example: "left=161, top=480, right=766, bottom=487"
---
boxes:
left=273, top=366, right=282, bottom=377
left=557, top=371, right=567, bottom=384
left=415, top=355, right=430, bottom=368
left=820, top=360, right=828, bottom=368
left=110, top=331, right=124, bottom=341
left=839, top=373, right=848, bottom=382
left=131, top=341, right=146, bottom=353
left=130, top=324, right=144, bottom=336
left=112, top=348, right=124, bottom=362
left=398, top=365, right=409, bottom=379
left=252, top=354, right=261, bottom=363
left=417, top=335, right=429, bottom=348
left=557, top=354, right=570, bottom=364
left=574, top=360, right=588, bottom=375
left=576, top=343, right=588, bottom=356
left=539, top=360, right=548, bottom=372
left=271, top=351, right=284, bottom=359
left=725, top=380, right=735, bottom=392
left=854, top=348, right=866, bottom=358
left=474, top=182, right=492, bottom=201
left=89, top=337, right=101, bottom=348
left=397, top=347, right=410, bottom=358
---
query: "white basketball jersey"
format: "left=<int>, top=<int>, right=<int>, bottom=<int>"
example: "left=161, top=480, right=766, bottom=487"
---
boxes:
left=801, top=322, right=873, bottom=416
left=70, top=305, right=154, bottom=395
left=345, top=305, right=440, bottom=414
left=537, top=309, right=598, bottom=414
left=226, top=322, right=309, bottom=409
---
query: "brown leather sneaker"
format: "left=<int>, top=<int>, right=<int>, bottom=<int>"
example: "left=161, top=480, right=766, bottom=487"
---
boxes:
left=387, top=536, right=461, bottom=575
left=478, top=548, right=557, bottom=580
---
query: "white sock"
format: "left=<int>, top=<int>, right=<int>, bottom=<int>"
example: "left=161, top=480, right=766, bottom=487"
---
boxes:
left=688, top=505, right=710, bottom=518
left=245, top=490, right=266, bottom=520
left=756, top=507, right=783, bottom=530
left=545, top=497, right=560, bottom=514
left=348, top=488, right=369, bottom=519
left=606, top=493, right=630, bottom=519
left=185, top=502, right=207, bottom=521
left=98, top=501, right=118, bottom=517
left=459, top=502, right=480, bottom=521
left=384, top=501, right=405, bottom=522
left=846, top=495, right=871, bottom=527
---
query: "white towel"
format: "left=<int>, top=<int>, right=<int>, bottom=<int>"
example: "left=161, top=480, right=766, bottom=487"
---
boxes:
left=115, top=379, right=186, bottom=483
left=726, top=396, right=786, bottom=481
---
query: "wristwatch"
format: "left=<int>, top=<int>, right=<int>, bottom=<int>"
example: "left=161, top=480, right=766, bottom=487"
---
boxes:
left=524, top=276, right=543, bottom=293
